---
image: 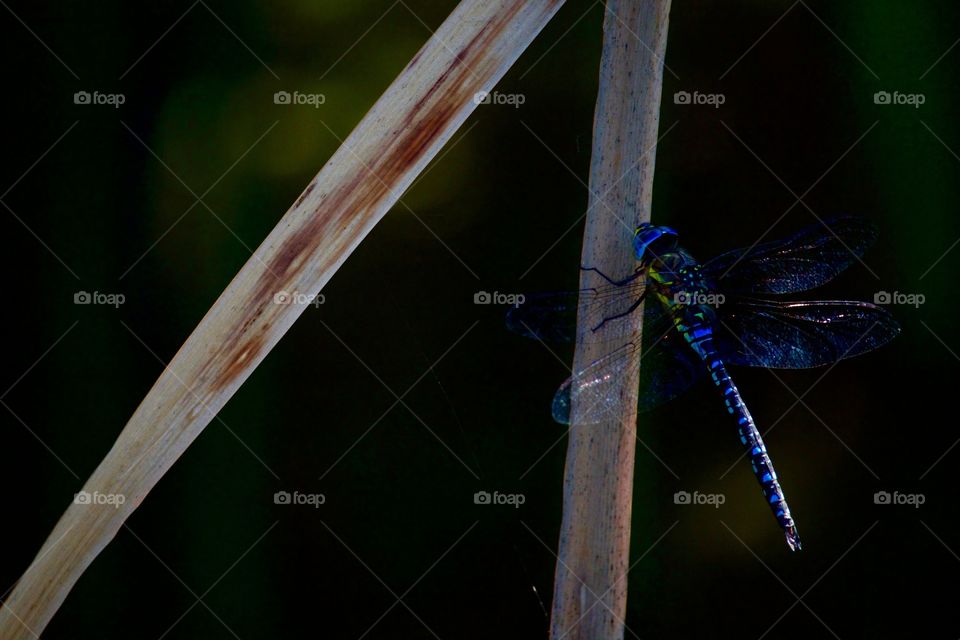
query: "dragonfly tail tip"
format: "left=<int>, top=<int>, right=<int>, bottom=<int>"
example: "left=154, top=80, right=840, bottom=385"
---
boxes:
left=785, top=527, right=802, bottom=552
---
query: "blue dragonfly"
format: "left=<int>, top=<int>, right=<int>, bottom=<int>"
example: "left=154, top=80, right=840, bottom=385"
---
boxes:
left=507, top=216, right=899, bottom=551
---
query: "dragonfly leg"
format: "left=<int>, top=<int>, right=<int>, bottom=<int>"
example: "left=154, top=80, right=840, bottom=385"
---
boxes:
left=580, top=265, right=645, bottom=287
left=591, top=290, right=647, bottom=333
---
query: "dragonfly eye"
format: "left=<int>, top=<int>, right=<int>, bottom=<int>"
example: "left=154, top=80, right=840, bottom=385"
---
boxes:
left=633, top=224, right=678, bottom=262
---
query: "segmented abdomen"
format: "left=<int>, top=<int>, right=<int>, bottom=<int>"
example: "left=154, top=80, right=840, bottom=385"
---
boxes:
left=679, top=314, right=802, bottom=551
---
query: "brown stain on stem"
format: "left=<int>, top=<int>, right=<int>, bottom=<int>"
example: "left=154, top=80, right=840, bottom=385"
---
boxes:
left=292, top=181, right=316, bottom=208
left=0, top=5, right=580, bottom=640
left=206, top=2, right=540, bottom=395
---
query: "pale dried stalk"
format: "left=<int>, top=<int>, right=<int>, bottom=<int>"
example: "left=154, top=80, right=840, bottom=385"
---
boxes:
left=551, top=1, right=671, bottom=639
left=0, top=2, right=565, bottom=637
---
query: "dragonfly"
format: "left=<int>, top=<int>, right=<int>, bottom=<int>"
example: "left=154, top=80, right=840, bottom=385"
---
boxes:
left=507, top=215, right=900, bottom=551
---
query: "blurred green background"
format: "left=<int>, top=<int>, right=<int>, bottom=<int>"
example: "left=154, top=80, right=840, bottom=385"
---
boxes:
left=1, top=1, right=957, bottom=637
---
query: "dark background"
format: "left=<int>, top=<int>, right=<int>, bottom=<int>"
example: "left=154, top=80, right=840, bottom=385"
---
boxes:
left=1, top=1, right=957, bottom=638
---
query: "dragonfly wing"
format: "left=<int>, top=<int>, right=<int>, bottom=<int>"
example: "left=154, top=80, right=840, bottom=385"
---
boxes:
left=702, top=215, right=878, bottom=294
left=551, top=324, right=703, bottom=424
left=506, top=290, right=581, bottom=343
left=635, top=328, right=705, bottom=412
left=713, top=299, right=900, bottom=369
left=506, top=280, right=660, bottom=344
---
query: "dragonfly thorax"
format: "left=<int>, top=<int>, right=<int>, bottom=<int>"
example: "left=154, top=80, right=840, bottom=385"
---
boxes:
left=648, top=250, right=710, bottom=297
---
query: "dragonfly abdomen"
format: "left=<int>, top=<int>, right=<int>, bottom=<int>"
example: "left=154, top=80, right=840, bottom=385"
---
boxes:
left=678, top=316, right=802, bottom=551
left=712, top=357, right=801, bottom=551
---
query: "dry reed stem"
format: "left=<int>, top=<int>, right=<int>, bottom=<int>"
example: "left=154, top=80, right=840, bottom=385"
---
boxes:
left=551, top=1, right=672, bottom=638
left=0, top=2, right=565, bottom=637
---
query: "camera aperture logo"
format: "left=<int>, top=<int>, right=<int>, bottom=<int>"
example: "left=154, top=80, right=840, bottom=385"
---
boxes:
left=474, top=291, right=525, bottom=306
left=473, top=91, right=525, bottom=108
left=474, top=490, right=525, bottom=508
left=674, top=291, right=725, bottom=307
left=273, top=290, right=325, bottom=307
left=74, top=291, right=125, bottom=308
left=74, top=90, right=125, bottom=108
left=674, top=90, right=725, bottom=108
left=874, top=291, right=924, bottom=308
left=274, top=490, right=325, bottom=508
left=274, top=90, right=326, bottom=108
left=674, top=490, right=725, bottom=509
left=874, top=490, right=924, bottom=508
left=873, top=91, right=924, bottom=108
left=74, top=491, right=126, bottom=509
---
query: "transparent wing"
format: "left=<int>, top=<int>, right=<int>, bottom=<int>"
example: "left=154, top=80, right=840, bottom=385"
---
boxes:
left=506, top=279, right=660, bottom=345
left=551, top=321, right=703, bottom=425
left=713, top=299, right=901, bottom=369
left=702, top=215, right=878, bottom=294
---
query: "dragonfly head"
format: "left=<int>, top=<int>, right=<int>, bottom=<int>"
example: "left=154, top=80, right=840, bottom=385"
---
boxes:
left=633, top=223, right=678, bottom=264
